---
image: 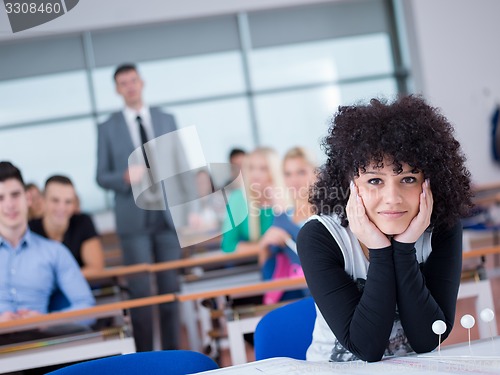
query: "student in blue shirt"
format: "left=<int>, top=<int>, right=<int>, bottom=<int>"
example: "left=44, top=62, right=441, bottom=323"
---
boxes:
left=0, top=161, right=95, bottom=324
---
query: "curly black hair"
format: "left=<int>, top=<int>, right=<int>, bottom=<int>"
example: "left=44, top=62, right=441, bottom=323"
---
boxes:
left=311, top=95, right=472, bottom=230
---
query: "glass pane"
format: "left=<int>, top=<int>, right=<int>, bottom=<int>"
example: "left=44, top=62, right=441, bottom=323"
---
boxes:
left=254, top=88, right=338, bottom=163
left=166, top=97, right=254, bottom=187
left=338, top=78, right=398, bottom=105
left=0, top=119, right=107, bottom=212
left=93, top=51, right=246, bottom=112
left=92, top=66, right=120, bottom=113
left=0, top=71, right=92, bottom=126
left=249, top=33, right=393, bottom=90
left=255, top=78, right=398, bottom=162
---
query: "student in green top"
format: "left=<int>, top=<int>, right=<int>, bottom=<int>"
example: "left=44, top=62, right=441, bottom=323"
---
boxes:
left=221, top=147, right=289, bottom=265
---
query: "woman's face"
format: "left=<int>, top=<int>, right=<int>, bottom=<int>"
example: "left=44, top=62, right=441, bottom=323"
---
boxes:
left=27, top=186, right=44, bottom=216
left=284, top=157, right=316, bottom=200
left=247, top=153, right=272, bottom=192
left=44, top=183, right=77, bottom=227
left=355, top=160, right=424, bottom=236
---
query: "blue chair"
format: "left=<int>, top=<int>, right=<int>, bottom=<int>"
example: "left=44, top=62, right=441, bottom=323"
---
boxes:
left=45, top=350, right=219, bottom=375
left=48, top=288, right=71, bottom=312
left=254, top=297, right=316, bottom=360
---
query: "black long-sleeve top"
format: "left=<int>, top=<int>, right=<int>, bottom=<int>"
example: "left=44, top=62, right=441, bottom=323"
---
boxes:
left=297, top=219, right=462, bottom=362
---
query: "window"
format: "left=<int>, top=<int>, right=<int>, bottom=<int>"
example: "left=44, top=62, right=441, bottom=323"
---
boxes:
left=0, top=0, right=406, bottom=214
left=0, top=71, right=91, bottom=126
left=0, top=119, right=106, bottom=212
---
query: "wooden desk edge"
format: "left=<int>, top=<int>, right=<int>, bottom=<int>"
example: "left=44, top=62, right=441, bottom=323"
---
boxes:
left=177, top=277, right=307, bottom=301
left=0, top=277, right=307, bottom=334
left=149, top=249, right=259, bottom=272
left=85, top=263, right=150, bottom=281
left=463, top=246, right=500, bottom=259
left=0, top=293, right=175, bottom=333
left=471, top=193, right=500, bottom=206
left=471, top=181, right=500, bottom=194
left=85, top=249, right=260, bottom=280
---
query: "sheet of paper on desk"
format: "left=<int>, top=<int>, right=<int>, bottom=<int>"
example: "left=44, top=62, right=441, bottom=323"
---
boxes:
left=192, top=350, right=500, bottom=375
left=190, top=357, right=408, bottom=375
left=190, top=357, right=335, bottom=375
left=419, top=335, right=500, bottom=359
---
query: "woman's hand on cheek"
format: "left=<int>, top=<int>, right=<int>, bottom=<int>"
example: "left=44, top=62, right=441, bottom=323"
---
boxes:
left=347, top=181, right=391, bottom=249
left=394, top=179, right=433, bottom=244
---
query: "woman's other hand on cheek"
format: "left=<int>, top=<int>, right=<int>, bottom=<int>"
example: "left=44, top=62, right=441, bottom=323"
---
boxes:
left=347, top=181, right=391, bottom=249
left=394, top=179, right=433, bottom=244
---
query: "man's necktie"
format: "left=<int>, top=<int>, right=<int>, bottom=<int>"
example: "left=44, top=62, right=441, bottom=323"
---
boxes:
left=136, top=115, right=158, bottom=194
left=136, top=115, right=150, bottom=168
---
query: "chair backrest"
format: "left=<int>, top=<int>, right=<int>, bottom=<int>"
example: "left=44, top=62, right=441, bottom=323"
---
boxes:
left=48, top=288, right=71, bottom=312
left=45, top=350, right=219, bottom=375
left=254, top=297, right=316, bottom=360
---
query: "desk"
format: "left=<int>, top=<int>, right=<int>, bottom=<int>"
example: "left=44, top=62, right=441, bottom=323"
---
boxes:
left=0, top=329, right=135, bottom=373
left=179, top=265, right=262, bottom=353
left=172, top=249, right=260, bottom=354
left=177, top=277, right=306, bottom=302
left=0, top=294, right=174, bottom=372
left=85, top=242, right=496, bottom=282
left=471, top=192, right=500, bottom=206
left=81, top=249, right=261, bottom=353
left=0, top=293, right=175, bottom=334
left=472, top=181, right=500, bottom=194
left=85, top=263, right=150, bottom=282
left=149, top=248, right=260, bottom=273
left=462, top=245, right=500, bottom=260
left=194, top=337, right=500, bottom=374
left=177, top=275, right=492, bottom=366
left=84, top=248, right=260, bottom=281
left=471, top=181, right=500, bottom=206
left=462, top=244, right=500, bottom=280
left=152, top=248, right=260, bottom=353
left=179, top=276, right=307, bottom=361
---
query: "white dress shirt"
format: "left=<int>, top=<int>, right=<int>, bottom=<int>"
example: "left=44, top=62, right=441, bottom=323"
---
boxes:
left=123, top=105, right=155, bottom=148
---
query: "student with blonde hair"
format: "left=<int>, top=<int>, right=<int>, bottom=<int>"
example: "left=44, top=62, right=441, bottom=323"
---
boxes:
left=260, top=146, right=317, bottom=304
left=221, top=147, right=288, bottom=265
left=282, top=146, right=317, bottom=221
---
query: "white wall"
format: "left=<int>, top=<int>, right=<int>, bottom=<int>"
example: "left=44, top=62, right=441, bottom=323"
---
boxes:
left=400, top=0, right=500, bottom=184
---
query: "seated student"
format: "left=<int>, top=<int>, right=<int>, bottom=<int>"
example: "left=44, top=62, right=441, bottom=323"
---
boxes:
left=260, top=146, right=317, bottom=304
left=25, top=182, right=44, bottom=221
left=221, top=147, right=288, bottom=266
left=0, top=162, right=95, bottom=334
left=29, top=175, right=105, bottom=278
left=297, top=96, right=472, bottom=362
left=224, top=148, right=246, bottom=190
left=219, top=147, right=288, bottom=347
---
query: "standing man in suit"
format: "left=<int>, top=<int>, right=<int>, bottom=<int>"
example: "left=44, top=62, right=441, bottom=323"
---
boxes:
left=96, top=64, right=190, bottom=352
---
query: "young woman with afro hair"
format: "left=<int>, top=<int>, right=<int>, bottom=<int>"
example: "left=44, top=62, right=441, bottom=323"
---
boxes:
left=297, top=95, right=472, bottom=363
